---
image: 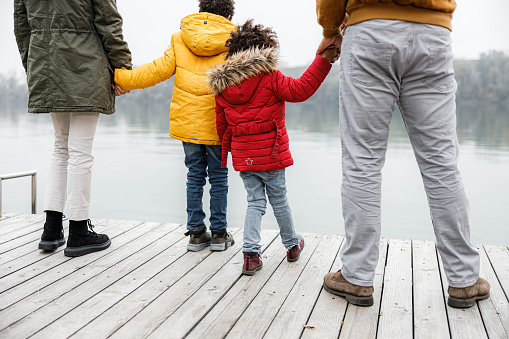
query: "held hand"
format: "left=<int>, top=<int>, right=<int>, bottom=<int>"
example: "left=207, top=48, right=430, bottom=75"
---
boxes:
left=111, top=82, right=129, bottom=96
left=319, top=46, right=339, bottom=63
left=316, top=35, right=342, bottom=63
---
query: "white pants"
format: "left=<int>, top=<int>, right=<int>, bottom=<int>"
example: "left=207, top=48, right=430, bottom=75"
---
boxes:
left=44, top=112, right=100, bottom=220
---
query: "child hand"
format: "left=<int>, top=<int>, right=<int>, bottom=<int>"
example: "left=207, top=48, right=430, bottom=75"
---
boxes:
left=319, top=46, right=339, bottom=63
left=111, top=82, right=129, bottom=96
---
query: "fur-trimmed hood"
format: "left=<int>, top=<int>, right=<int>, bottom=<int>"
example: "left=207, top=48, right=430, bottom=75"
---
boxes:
left=207, top=47, right=279, bottom=96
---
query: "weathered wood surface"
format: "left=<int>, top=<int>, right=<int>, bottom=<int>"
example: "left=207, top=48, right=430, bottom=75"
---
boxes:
left=0, top=214, right=507, bottom=339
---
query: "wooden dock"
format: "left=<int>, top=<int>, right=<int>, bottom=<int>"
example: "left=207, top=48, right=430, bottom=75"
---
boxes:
left=0, top=213, right=507, bottom=339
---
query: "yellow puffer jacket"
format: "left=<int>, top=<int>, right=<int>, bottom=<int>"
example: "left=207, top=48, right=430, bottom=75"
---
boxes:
left=115, top=13, right=236, bottom=145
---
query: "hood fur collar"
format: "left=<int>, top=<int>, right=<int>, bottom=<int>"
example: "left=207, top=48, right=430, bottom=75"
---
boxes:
left=207, top=47, right=279, bottom=96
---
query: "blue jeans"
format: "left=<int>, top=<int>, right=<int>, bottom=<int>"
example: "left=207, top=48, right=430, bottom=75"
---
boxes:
left=240, top=169, right=299, bottom=254
left=182, top=142, right=228, bottom=232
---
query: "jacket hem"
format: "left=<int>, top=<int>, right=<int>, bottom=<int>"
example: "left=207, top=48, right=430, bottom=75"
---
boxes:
left=28, top=106, right=115, bottom=115
left=170, top=133, right=221, bottom=145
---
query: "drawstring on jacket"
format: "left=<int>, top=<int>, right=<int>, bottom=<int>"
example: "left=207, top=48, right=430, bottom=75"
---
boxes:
left=220, top=119, right=284, bottom=168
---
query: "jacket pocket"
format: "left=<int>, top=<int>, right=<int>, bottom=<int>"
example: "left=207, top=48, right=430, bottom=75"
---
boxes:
left=349, top=38, right=393, bottom=87
left=423, top=45, right=455, bottom=92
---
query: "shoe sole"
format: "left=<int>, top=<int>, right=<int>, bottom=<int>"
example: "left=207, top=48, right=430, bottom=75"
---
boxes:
left=39, top=238, right=66, bottom=251
left=323, top=282, right=374, bottom=307
left=187, top=241, right=211, bottom=252
left=242, top=261, right=263, bottom=276
left=64, top=239, right=111, bottom=257
left=210, top=238, right=235, bottom=251
left=448, top=292, right=490, bottom=308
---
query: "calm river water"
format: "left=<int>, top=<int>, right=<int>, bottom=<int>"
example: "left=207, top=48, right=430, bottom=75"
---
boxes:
left=1, top=101, right=508, bottom=246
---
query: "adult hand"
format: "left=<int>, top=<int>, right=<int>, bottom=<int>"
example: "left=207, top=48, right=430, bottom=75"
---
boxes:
left=340, top=13, right=349, bottom=36
left=316, top=35, right=342, bottom=63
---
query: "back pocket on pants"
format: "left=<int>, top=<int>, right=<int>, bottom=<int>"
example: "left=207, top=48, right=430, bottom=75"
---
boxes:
left=349, top=38, right=393, bottom=87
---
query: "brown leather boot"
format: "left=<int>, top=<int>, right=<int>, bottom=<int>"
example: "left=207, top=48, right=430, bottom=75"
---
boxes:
left=323, top=271, right=374, bottom=306
left=448, top=277, right=490, bottom=308
left=242, top=252, right=263, bottom=275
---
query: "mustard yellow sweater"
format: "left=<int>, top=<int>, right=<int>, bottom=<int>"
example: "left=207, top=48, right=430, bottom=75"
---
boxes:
left=317, top=0, right=457, bottom=37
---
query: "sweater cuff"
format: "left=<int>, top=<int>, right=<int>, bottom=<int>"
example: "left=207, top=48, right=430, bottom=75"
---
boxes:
left=323, top=27, right=341, bottom=38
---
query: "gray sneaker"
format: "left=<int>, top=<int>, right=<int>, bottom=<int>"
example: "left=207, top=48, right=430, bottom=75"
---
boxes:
left=185, top=226, right=211, bottom=252
left=210, top=230, right=235, bottom=251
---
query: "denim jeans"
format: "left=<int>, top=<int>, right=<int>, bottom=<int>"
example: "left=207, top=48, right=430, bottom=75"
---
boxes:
left=44, top=112, right=99, bottom=220
left=339, top=20, right=479, bottom=288
left=182, top=142, right=228, bottom=232
left=240, top=169, right=299, bottom=254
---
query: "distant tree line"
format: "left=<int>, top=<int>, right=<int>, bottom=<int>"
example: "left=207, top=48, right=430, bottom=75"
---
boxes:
left=455, top=51, right=509, bottom=102
left=1, top=51, right=508, bottom=115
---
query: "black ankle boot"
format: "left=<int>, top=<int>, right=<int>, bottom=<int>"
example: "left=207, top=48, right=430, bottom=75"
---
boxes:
left=39, top=210, right=66, bottom=251
left=64, top=219, right=111, bottom=257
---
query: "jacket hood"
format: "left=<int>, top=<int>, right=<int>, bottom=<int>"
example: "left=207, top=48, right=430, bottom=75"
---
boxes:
left=206, top=47, right=279, bottom=96
left=180, top=12, right=236, bottom=57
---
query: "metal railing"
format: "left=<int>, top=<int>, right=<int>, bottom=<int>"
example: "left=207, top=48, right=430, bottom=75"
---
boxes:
left=0, top=170, right=37, bottom=217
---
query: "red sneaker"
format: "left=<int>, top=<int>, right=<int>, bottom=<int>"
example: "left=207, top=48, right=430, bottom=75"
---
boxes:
left=242, top=252, right=263, bottom=275
left=287, top=235, right=304, bottom=262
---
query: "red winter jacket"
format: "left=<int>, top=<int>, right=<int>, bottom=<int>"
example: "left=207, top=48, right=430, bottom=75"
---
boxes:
left=206, top=47, right=332, bottom=172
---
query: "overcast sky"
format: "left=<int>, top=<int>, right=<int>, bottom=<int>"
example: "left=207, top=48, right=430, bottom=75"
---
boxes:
left=1, top=0, right=508, bottom=79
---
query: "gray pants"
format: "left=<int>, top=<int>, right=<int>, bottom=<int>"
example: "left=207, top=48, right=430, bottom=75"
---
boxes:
left=339, top=20, right=480, bottom=288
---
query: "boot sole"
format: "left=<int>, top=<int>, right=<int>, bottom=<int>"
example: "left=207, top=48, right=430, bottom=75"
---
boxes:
left=187, top=241, right=211, bottom=252
left=242, top=261, right=263, bottom=276
left=39, top=238, right=66, bottom=251
left=323, top=282, right=374, bottom=306
left=210, top=238, right=235, bottom=251
left=448, top=292, right=490, bottom=308
left=64, top=239, right=111, bottom=257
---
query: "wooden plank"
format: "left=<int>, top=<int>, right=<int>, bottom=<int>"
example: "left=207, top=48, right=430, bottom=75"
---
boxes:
left=0, top=224, right=69, bottom=265
left=264, top=234, right=343, bottom=339
left=412, top=240, right=450, bottom=339
left=377, top=239, right=413, bottom=339
left=438, top=249, right=488, bottom=339
left=485, top=245, right=509, bottom=304
left=70, top=229, right=228, bottom=339
left=0, top=212, right=21, bottom=221
left=224, top=234, right=322, bottom=339
left=478, top=245, right=509, bottom=337
left=0, top=214, right=42, bottom=235
left=108, top=229, right=247, bottom=339
left=0, top=215, right=45, bottom=241
left=301, top=236, right=346, bottom=339
left=4, top=223, right=183, bottom=338
left=146, top=230, right=281, bottom=339
left=0, top=218, right=105, bottom=256
left=0, top=219, right=120, bottom=282
left=0, top=219, right=148, bottom=309
left=339, top=238, right=389, bottom=339
left=0, top=213, right=41, bottom=229
left=185, top=234, right=288, bottom=339
left=0, top=228, right=44, bottom=255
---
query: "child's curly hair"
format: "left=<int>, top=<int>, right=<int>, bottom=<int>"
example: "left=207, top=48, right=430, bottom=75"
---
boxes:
left=198, top=0, right=235, bottom=19
left=225, top=20, right=279, bottom=59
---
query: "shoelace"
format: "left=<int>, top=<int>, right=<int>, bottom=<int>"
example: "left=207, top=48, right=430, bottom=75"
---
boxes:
left=87, top=219, right=98, bottom=237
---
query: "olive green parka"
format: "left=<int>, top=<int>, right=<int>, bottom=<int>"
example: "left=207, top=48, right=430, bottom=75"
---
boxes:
left=14, top=0, right=132, bottom=114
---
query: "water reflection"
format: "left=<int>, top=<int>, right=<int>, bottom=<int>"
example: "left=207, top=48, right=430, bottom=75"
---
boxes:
left=1, top=89, right=508, bottom=246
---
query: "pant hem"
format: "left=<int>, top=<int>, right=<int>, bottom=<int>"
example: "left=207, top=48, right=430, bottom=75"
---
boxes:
left=448, top=276, right=479, bottom=289
left=44, top=202, right=65, bottom=214
left=341, top=269, right=374, bottom=287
